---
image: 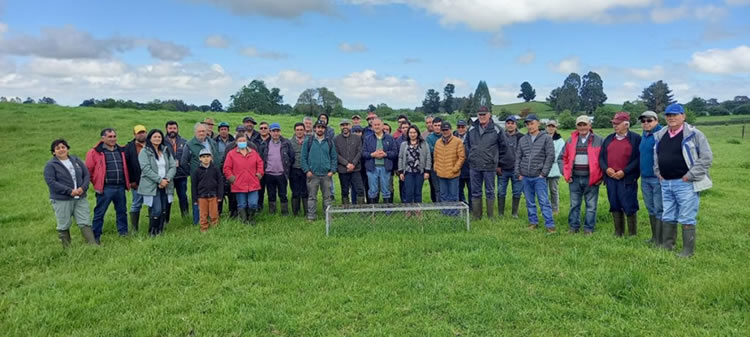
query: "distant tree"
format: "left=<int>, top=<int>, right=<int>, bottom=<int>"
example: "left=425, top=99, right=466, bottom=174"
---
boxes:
left=558, top=110, right=576, bottom=129
left=368, top=104, right=377, bottom=112
left=38, top=97, right=56, bottom=104
left=23, top=97, right=35, bottom=104
left=734, top=104, right=750, bottom=115
left=546, top=87, right=560, bottom=111
left=422, top=89, right=441, bottom=115
left=199, top=105, right=211, bottom=112
left=579, top=72, right=607, bottom=113
left=708, top=105, right=730, bottom=116
left=228, top=80, right=283, bottom=114
left=443, top=83, right=455, bottom=113
left=734, top=95, right=750, bottom=103
left=80, top=98, right=96, bottom=107
left=592, top=105, right=616, bottom=129
left=684, top=97, right=707, bottom=115
left=517, top=81, right=536, bottom=102
left=210, top=99, right=224, bottom=112
left=622, top=100, right=649, bottom=124
left=706, top=98, right=719, bottom=106
left=0, top=97, right=6, bottom=103
left=548, top=73, right=581, bottom=113
left=474, top=80, right=492, bottom=111
left=640, top=80, right=675, bottom=113
left=460, top=93, right=476, bottom=119
left=295, top=87, right=343, bottom=116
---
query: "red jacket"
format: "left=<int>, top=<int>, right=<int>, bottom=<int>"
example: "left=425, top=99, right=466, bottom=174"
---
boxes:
left=85, top=141, right=131, bottom=194
left=223, top=148, right=264, bottom=193
left=562, top=131, right=603, bottom=187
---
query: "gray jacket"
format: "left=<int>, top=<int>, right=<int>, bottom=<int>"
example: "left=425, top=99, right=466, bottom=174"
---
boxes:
left=653, top=123, right=713, bottom=191
left=333, top=133, right=362, bottom=173
left=515, top=132, right=555, bottom=178
left=44, top=156, right=90, bottom=200
left=137, top=145, right=177, bottom=197
left=397, top=141, right=432, bottom=174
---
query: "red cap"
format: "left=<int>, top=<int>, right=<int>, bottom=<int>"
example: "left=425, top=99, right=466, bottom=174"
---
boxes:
left=611, top=111, right=630, bottom=124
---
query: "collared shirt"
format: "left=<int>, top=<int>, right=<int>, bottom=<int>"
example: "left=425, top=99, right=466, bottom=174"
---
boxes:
left=103, top=147, right=125, bottom=185
left=668, top=124, right=684, bottom=138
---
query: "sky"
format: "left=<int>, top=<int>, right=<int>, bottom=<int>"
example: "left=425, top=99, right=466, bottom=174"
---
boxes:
left=0, top=0, right=749, bottom=109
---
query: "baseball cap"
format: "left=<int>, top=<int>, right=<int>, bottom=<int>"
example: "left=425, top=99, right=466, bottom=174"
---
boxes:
left=269, top=123, right=281, bottom=131
left=477, top=106, right=490, bottom=114
left=525, top=114, right=539, bottom=122
left=456, top=120, right=467, bottom=127
left=440, top=121, right=452, bottom=130
left=546, top=120, right=558, bottom=127
left=235, top=125, right=247, bottom=132
left=575, top=115, right=591, bottom=125
left=218, top=122, right=230, bottom=129
left=339, top=119, right=351, bottom=126
left=505, top=116, right=518, bottom=123
left=665, top=103, right=685, bottom=115
left=639, top=111, right=658, bottom=120
left=242, top=116, right=257, bottom=124
left=351, top=114, right=361, bottom=120
left=611, top=111, right=630, bottom=124
left=315, top=120, right=327, bottom=127
left=134, top=125, right=147, bottom=134
left=199, top=148, right=212, bottom=157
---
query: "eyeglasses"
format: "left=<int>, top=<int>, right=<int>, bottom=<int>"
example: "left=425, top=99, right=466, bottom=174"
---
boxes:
left=640, top=119, right=656, bottom=123
left=259, top=127, right=268, bottom=130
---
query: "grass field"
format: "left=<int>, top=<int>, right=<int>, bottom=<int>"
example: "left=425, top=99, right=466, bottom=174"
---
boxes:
left=1, top=103, right=749, bottom=336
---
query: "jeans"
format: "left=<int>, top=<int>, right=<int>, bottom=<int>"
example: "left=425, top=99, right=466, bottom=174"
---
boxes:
left=458, top=176, right=471, bottom=205
left=130, top=189, right=143, bottom=212
left=661, top=179, right=699, bottom=225
left=367, top=166, right=392, bottom=199
left=547, top=177, right=560, bottom=212
left=265, top=174, right=288, bottom=203
left=289, top=168, right=308, bottom=199
left=403, top=172, right=425, bottom=203
left=568, top=175, right=599, bottom=232
left=497, top=170, right=523, bottom=198
left=641, top=177, right=663, bottom=219
left=604, top=178, right=639, bottom=215
left=339, top=172, right=365, bottom=201
left=236, top=191, right=259, bottom=210
left=428, top=170, right=440, bottom=202
left=470, top=169, right=495, bottom=200
left=148, top=188, right=169, bottom=218
left=306, top=175, right=332, bottom=219
left=522, top=176, right=555, bottom=228
left=92, top=184, right=129, bottom=239
left=438, top=177, right=459, bottom=215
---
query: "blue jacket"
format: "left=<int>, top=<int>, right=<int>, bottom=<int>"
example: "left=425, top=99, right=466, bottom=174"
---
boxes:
left=639, top=124, right=662, bottom=178
left=362, top=133, right=399, bottom=172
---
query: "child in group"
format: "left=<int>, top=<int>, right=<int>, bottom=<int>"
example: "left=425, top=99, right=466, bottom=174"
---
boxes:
left=191, top=149, right=224, bottom=232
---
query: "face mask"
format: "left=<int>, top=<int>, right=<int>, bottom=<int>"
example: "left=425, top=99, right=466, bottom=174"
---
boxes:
left=238, top=142, right=248, bottom=149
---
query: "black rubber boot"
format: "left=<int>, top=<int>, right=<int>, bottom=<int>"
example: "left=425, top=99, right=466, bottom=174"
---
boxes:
left=291, top=198, right=300, bottom=216
left=511, top=197, right=521, bottom=218
left=612, top=212, right=625, bottom=237
left=661, top=222, right=678, bottom=251
left=356, top=196, right=365, bottom=205
left=268, top=201, right=277, bottom=214
left=646, top=215, right=659, bottom=245
left=280, top=202, right=289, bottom=215
left=626, top=214, right=637, bottom=237
left=129, top=211, right=140, bottom=232
left=678, top=225, right=696, bottom=258
left=58, top=230, right=71, bottom=249
left=247, top=209, right=257, bottom=226
left=497, top=196, right=506, bottom=216
left=148, top=216, right=159, bottom=237
left=471, top=198, right=482, bottom=220
left=486, top=198, right=494, bottom=219
left=238, top=208, right=248, bottom=224
left=80, top=226, right=98, bottom=245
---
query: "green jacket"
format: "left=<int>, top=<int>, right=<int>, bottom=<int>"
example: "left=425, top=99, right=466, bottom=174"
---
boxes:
left=181, top=136, right=220, bottom=176
left=137, top=145, right=177, bottom=196
left=301, top=136, right=337, bottom=176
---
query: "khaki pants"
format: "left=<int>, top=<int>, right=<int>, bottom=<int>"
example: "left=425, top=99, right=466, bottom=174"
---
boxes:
left=198, top=197, right=219, bottom=231
left=51, top=198, right=91, bottom=230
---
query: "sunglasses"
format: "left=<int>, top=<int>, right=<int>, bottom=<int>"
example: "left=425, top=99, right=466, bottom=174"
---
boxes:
left=640, top=119, right=656, bottom=123
left=259, top=127, right=268, bottom=130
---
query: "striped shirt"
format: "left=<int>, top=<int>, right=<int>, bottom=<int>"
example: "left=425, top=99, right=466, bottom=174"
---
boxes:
left=573, top=134, right=590, bottom=176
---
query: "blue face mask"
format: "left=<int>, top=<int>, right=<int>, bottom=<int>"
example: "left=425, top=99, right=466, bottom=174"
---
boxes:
left=237, top=142, right=248, bottom=149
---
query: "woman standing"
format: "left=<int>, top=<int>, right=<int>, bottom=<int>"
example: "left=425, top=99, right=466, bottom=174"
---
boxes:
left=545, top=120, right=566, bottom=214
left=398, top=125, right=431, bottom=205
left=223, top=134, right=264, bottom=225
left=138, top=129, right=176, bottom=236
left=44, top=139, right=97, bottom=247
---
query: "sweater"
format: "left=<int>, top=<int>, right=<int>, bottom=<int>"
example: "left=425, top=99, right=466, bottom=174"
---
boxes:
left=599, top=131, right=641, bottom=184
left=191, top=163, right=224, bottom=200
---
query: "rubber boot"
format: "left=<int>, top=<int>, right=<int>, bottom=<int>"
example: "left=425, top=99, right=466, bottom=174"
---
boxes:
left=626, top=214, right=637, bottom=237
left=646, top=215, right=659, bottom=245
left=342, top=197, right=350, bottom=205
left=280, top=202, right=289, bottom=215
left=268, top=201, right=277, bottom=215
left=384, top=197, right=393, bottom=204
left=158, top=214, right=166, bottom=235
left=356, top=196, right=365, bottom=205
left=497, top=196, right=506, bottom=216
left=661, top=222, right=678, bottom=251
left=486, top=198, right=494, bottom=219
left=238, top=208, right=248, bottom=224
left=678, top=225, right=696, bottom=258
left=247, top=209, right=257, bottom=226
left=164, top=203, right=172, bottom=224
left=471, top=198, right=482, bottom=220
left=511, top=197, right=521, bottom=218
left=80, top=226, right=98, bottom=245
left=291, top=198, right=300, bottom=216
left=612, top=211, right=625, bottom=237
left=129, top=211, right=140, bottom=232
left=58, top=230, right=71, bottom=249
left=302, top=199, right=309, bottom=217
left=148, top=216, right=160, bottom=237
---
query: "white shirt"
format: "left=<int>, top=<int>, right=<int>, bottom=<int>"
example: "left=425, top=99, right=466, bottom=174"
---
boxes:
left=60, top=159, right=77, bottom=190
left=155, top=155, right=166, bottom=178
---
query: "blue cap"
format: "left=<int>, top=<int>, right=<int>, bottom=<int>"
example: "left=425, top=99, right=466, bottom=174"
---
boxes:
left=456, top=120, right=467, bottom=127
left=269, top=122, right=281, bottom=130
left=525, top=114, right=539, bottom=122
left=218, top=122, right=230, bottom=129
left=665, top=103, right=685, bottom=115
left=505, top=115, right=518, bottom=122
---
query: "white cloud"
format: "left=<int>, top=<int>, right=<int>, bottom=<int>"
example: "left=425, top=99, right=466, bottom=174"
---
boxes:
left=241, top=47, right=288, bottom=60
left=204, top=34, right=230, bottom=48
left=187, top=0, right=335, bottom=18
left=626, top=65, right=664, bottom=79
left=550, top=56, right=580, bottom=74
left=338, top=42, right=368, bottom=53
left=517, top=51, right=536, bottom=64
left=650, top=4, right=727, bottom=23
left=146, top=40, right=191, bottom=61
left=690, top=45, right=750, bottom=74
left=0, top=22, right=7, bottom=36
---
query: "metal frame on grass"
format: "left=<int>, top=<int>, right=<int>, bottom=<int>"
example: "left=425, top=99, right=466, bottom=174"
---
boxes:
left=325, top=202, right=470, bottom=236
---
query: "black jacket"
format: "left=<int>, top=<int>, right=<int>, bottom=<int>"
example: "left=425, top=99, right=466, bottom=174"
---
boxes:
left=600, top=131, right=642, bottom=184
left=465, top=120, right=507, bottom=171
left=499, top=131, right=524, bottom=171
left=124, top=139, right=143, bottom=185
left=190, top=163, right=224, bottom=200
left=259, top=137, right=295, bottom=177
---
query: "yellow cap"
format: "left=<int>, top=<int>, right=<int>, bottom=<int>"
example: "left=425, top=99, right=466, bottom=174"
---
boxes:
left=133, top=125, right=147, bottom=134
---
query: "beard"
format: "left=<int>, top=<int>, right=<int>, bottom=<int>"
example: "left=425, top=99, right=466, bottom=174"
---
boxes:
left=167, top=131, right=177, bottom=138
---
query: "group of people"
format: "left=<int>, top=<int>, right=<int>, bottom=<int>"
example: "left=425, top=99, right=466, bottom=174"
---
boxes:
left=44, top=103, right=712, bottom=257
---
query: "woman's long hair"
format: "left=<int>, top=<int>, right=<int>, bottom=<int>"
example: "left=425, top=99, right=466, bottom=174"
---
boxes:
left=146, top=129, right=170, bottom=160
left=406, top=125, right=423, bottom=145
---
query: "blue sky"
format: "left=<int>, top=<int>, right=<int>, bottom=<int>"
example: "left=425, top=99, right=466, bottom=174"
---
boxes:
left=1, top=0, right=749, bottom=108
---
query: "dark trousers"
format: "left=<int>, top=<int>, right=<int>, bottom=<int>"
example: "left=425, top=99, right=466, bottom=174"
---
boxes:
left=265, top=174, right=288, bottom=203
left=360, top=168, right=370, bottom=202
left=92, top=184, right=128, bottom=239
left=605, top=178, right=639, bottom=215
left=174, top=177, right=188, bottom=214
left=339, top=171, right=365, bottom=201
left=428, top=170, right=440, bottom=202
left=290, top=168, right=308, bottom=199
left=458, top=176, right=471, bottom=205
left=258, top=176, right=266, bottom=210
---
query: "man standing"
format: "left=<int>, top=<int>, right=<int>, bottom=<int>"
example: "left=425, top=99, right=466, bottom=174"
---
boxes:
left=351, top=114, right=362, bottom=127
left=362, top=118, right=398, bottom=204
left=86, top=128, right=131, bottom=243
left=181, top=123, right=220, bottom=224
left=422, top=115, right=434, bottom=140
left=254, top=121, right=271, bottom=211
left=498, top=116, right=524, bottom=218
left=259, top=123, right=294, bottom=215
left=562, top=116, right=604, bottom=234
left=425, top=117, right=443, bottom=203
left=214, top=121, right=234, bottom=215
left=334, top=119, right=365, bottom=204
left=317, top=112, right=336, bottom=139
left=124, top=125, right=146, bottom=231
left=164, top=120, right=189, bottom=220
left=242, top=116, right=260, bottom=146
left=654, top=103, right=713, bottom=257
left=301, top=120, right=337, bottom=221
left=289, top=122, right=310, bottom=216
left=433, top=121, right=465, bottom=214
left=465, top=106, right=507, bottom=219
left=600, top=111, right=641, bottom=237
left=454, top=120, right=471, bottom=207
left=202, top=118, right=216, bottom=139
left=515, top=114, right=556, bottom=233
left=303, top=116, right=314, bottom=136
left=392, top=115, right=409, bottom=139
left=638, top=111, right=663, bottom=245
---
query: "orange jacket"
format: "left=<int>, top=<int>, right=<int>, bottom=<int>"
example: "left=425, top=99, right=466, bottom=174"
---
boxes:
left=433, top=135, right=465, bottom=179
